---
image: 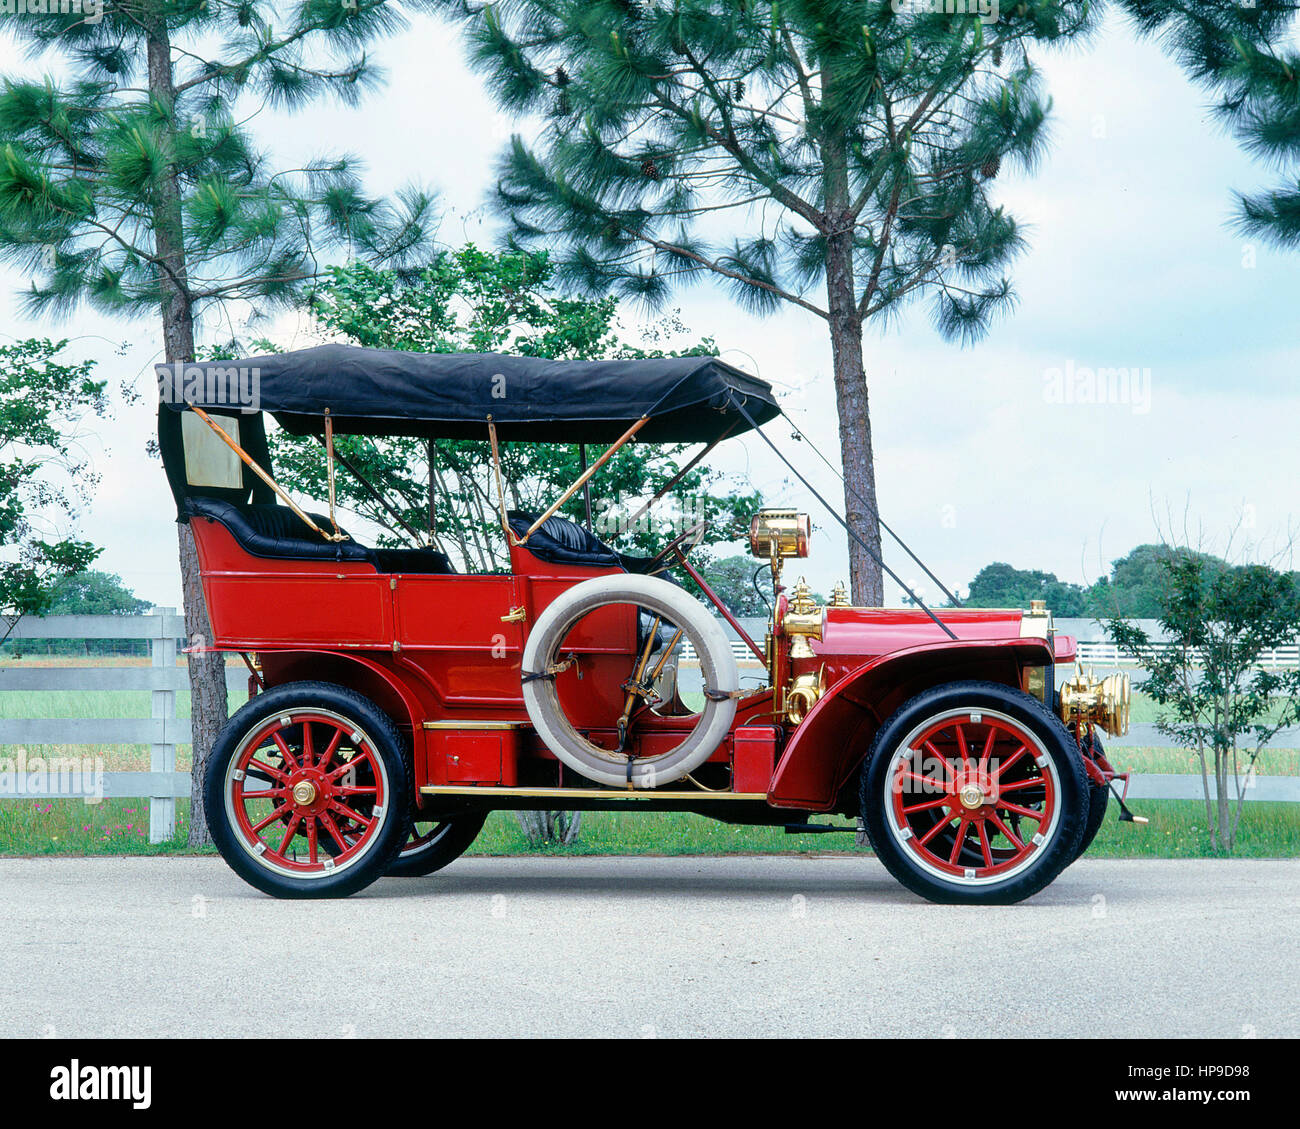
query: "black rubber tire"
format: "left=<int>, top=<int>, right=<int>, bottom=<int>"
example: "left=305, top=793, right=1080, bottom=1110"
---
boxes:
left=1076, top=734, right=1111, bottom=859
left=859, top=680, right=1088, bottom=905
left=385, top=813, right=488, bottom=877
left=204, top=681, right=412, bottom=899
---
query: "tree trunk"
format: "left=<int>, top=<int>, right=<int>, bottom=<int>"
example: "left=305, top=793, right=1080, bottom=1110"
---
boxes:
left=820, top=102, right=884, bottom=608
left=146, top=19, right=229, bottom=847
left=824, top=230, right=884, bottom=606
left=515, top=810, right=582, bottom=846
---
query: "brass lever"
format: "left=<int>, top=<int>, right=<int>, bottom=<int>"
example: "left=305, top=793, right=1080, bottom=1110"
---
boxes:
left=500, top=606, right=527, bottom=624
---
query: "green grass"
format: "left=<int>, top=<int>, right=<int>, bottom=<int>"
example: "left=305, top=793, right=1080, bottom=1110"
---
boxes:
left=2, top=799, right=1296, bottom=859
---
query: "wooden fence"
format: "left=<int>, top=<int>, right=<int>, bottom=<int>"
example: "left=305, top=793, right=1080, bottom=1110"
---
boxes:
left=0, top=608, right=245, bottom=843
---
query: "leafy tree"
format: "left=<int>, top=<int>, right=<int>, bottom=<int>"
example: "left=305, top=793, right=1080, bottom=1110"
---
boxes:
left=0, top=1, right=438, bottom=845
left=1122, top=0, right=1300, bottom=248
left=0, top=338, right=106, bottom=634
left=1108, top=552, right=1300, bottom=853
left=435, top=0, right=1097, bottom=604
left=694, top=555, right=773, bottom=618
left=270, top=246, right=761, bottom=572
left=13, top=569, right=153, bottom=657
left=47, top=569, right=151, bottom=616
left=965, top=561, right=1088, bottom=616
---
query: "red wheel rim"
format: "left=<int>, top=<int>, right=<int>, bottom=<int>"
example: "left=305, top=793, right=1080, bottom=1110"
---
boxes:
left=225, top=710, right=388, bottom=878
left=887, top=709, right=1059, bottom=884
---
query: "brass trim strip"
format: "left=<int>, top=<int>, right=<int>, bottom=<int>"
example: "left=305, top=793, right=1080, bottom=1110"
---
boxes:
left=422, top=720, right=530, bottom=731
left=420, top=785, right=768, bottom=800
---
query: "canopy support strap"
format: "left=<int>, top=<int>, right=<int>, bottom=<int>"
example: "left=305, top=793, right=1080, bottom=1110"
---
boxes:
left=323, top=409, right=342, bottom=539
left=486, top=417, right=515, bottom=546
left=728, top=396, right=956, bottom=640
left=518, top=415, right=650, bottom=544
left=315, top=436, right=428, bottom=549
left=778, top=408, right=963, bottom=608
left=188, top=404, right=346, bottom=543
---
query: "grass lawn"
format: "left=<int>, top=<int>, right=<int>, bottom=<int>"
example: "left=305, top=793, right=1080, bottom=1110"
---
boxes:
left=2, top=798, right=1296, bottom=859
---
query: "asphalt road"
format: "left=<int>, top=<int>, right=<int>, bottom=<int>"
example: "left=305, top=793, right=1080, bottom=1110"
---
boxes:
left=1, top=856, right=1296, bottom=1038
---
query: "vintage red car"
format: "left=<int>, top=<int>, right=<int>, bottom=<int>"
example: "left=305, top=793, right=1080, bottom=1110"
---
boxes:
left=157, top=345, right=1135, bottom=903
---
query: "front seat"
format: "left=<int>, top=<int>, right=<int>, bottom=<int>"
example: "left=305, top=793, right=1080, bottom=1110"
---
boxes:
left=506, top=511, right=664, bottom=575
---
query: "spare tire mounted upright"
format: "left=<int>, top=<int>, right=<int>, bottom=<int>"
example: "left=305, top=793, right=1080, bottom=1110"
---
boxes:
left=521, top=573, right=739, bottom=788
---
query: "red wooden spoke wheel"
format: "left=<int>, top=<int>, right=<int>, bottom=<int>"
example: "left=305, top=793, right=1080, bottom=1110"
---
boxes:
left=861, top=681, right=1087, bottom=905
left=228, top=710, right=387, bottom=877
left=205, top=682, right=412, bottom=898
left=886, top=709, right=1059, bottom=885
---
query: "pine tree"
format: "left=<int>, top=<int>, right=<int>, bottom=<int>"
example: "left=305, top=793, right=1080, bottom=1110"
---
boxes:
left=0, top=1, right=438, bottom=844
left=1122, top=0, right=1300, bottom=249
left=434, top=0, right=1096, bottom=603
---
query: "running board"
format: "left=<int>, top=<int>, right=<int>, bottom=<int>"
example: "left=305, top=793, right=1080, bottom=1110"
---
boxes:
left=782, top=823, right=858, bottom=834
left=421, top=785, right=768, bottom=801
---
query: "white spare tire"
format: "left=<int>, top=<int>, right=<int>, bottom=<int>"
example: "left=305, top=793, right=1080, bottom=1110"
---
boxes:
left=521, top=573, right=739, bottom=789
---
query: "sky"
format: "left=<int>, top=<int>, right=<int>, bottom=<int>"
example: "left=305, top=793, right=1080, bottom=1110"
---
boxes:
left=1, top=7, right=1297, bottom=609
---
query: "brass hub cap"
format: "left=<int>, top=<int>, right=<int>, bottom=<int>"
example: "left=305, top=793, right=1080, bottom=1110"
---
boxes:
left=291, top=780, right=318, bottom=807
left=958, top=782, right=986, bottom=811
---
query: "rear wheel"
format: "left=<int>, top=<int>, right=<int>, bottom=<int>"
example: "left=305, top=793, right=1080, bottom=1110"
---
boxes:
left=204, top=681, right=412, bottom=899
left=385, top=813, right=487, bottom=877
left=860, top=681, right=1087, bottom=905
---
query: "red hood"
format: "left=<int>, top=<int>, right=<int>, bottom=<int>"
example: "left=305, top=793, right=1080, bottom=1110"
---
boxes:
left=812, top=607, right=1036, bottom=662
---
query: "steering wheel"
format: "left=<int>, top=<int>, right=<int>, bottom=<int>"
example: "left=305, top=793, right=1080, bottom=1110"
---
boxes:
left=644, top=520, right=709, bottom=574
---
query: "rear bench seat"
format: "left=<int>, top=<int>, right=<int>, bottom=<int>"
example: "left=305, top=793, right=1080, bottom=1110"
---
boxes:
left=184, top=497, right=455, bottom=573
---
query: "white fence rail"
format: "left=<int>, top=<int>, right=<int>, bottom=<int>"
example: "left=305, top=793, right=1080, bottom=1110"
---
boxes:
left=0, top=608, right=247, bottom=843
left=683, top=638, right=1300, bottom=668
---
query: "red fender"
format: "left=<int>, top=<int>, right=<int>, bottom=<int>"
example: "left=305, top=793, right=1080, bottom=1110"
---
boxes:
left=258, top=650, right=432, bottom=779
left=768, top=638, right=1056, bottom=811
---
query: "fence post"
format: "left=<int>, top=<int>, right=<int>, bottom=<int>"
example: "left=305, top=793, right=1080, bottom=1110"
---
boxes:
left=149, top=607, right=178, bottom=844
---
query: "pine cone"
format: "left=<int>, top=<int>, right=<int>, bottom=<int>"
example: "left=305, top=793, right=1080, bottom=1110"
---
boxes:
left=992, top=44, right=1002, bottom=67
left=555, top=66, right=569, bottom=87
left=980, top=154, right=1001, bottom=180
left=733, top=79, right=745, bottom=102
left=641, top=157, right=661, bottom=181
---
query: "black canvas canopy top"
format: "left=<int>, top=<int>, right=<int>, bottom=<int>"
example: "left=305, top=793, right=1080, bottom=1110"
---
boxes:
left=157, top=344, right=780, bottom=443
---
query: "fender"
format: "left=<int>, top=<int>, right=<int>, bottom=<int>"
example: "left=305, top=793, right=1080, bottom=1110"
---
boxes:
left=768, top=637, right=1056, bottom=812
left=257, top=649, right=431, bottom=781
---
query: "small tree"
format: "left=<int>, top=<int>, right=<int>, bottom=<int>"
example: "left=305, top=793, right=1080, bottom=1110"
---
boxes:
left=1122, top=0, right=1300, bottom=249
left=0, top=338, right=107, bottom=637
left=0, top=0, right=438, bottom=844
left=1107, top=547, right=1300, bottom=853
left=434, top=0, right=1097, bottom=604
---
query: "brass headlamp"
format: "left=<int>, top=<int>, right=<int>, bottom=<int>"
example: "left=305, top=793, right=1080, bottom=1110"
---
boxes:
left=1058, top=664, right=1131, bottom=738
left=749, top=508, right=811, bottom=584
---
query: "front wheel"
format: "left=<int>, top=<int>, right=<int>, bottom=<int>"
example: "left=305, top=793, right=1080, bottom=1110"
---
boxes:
left=203, top=681, right=412, bottom=899
left=860, top=680, right=1087, bottom=905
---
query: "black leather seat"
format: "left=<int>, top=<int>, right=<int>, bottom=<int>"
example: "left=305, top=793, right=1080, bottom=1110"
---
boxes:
left=506, top=511, right=661, bottom=574
left=185, top=497, right=454, bottom=573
